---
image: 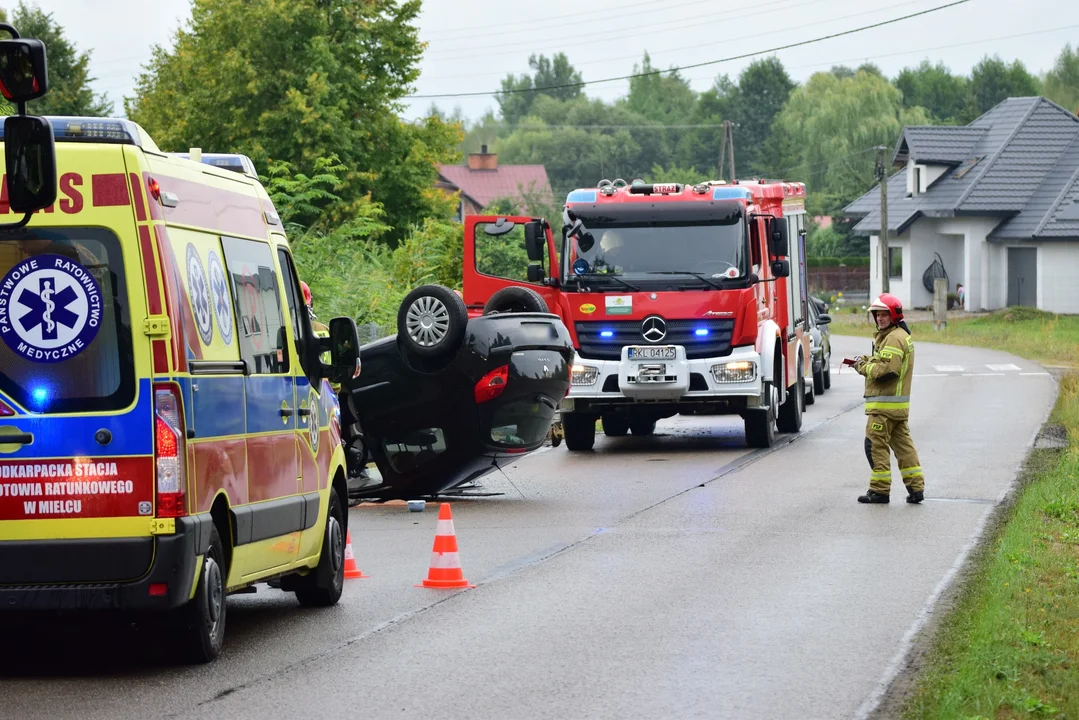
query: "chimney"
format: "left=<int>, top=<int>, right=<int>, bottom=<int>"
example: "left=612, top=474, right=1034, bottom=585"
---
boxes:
left=467, top=144, right=498, bottom=170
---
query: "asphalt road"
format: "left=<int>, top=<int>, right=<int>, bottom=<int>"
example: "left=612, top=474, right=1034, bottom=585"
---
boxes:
left=0, top=336, right=1056, bottom=720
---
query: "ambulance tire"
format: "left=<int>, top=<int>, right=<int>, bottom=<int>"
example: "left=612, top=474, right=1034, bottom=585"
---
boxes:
left=483, top=286, right=548, bottom=315
left=177, top=524, right=227, bottom=664
left=295, top=488, right=346, bottom=607
left=777, top=362, right=804, bottom=434
left=397, top=284, right=468, bottom=360
left=563, top=412, right=596, bottom=451
left=744, top=380, right=777, bottom=448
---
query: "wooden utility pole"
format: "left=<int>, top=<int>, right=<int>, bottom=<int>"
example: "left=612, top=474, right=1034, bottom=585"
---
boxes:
left=876, top=146, right=890, bottom=294
left=718, top=121, right=736, bottom=182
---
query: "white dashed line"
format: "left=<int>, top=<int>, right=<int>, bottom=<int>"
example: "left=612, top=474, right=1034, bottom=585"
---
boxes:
left=1020, top=372, right=1052, bottom=377
left=986, top=363, right=1022, bottom=371
left=933, top=365, right=965, bottom=372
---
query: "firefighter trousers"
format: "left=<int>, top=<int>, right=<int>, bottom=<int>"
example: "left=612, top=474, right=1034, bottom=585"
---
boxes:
left=864, top=414, right=925, bottom=494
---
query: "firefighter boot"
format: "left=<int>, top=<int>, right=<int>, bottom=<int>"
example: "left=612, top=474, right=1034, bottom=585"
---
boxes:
left=858, top=490, right=890, bottom=504
left=906, top=487, right=924, bottom=504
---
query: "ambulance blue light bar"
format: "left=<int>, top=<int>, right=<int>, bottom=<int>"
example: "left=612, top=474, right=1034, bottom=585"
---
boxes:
left=172, top=152, right=259, bottom=178
left=566, top=189, right=597, bottom=203
left=0, top=116, right=139, bottom=144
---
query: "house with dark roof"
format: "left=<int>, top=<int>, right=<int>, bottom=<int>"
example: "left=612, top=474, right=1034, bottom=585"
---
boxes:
left=844, top=97, right=1079, bottom=313
left=437, top=146, right=553, bottom=221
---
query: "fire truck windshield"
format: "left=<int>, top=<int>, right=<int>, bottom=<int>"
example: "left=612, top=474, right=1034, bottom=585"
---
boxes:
left=568, top=220, right=747, bottom=287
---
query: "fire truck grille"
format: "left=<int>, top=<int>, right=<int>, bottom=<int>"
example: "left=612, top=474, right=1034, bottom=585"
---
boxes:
left=575, top=319, right=737, bottom=361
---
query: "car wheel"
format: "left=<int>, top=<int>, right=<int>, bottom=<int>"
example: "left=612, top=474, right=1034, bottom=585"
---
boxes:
left=176, top=524, right=227, bottom=663
left=295, top=488, right=346, bottom=607
left=744, top=380, right=777, bottom=448
left=483, top=286, right=548, bottom=315
left=813, top=353, right=826, bottom=395
left=823, top=351, right=832, bottom=390
left=602, top=414, right=629, bottom=437
left=777, top=360, right=803, bottom=434
left=630, top=418, right=656, bottom=436
left=563, top=412, right=596, bottom=451
left=397, top=284, right=468, bottom=360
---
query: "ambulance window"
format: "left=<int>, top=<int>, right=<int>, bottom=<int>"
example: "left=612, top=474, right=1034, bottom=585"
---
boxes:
left=220, top=237, right=289, bottom=375
left=0, top=229, right=135, bottom=414
left=277, top=248, right=317, bottom=383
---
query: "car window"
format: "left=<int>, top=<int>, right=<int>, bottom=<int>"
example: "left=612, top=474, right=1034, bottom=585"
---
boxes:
left=0, top=228, right=135, bottom=414
left=220, top=237, right=289, bottom=375
left=277, top=248, right=317, bottom=385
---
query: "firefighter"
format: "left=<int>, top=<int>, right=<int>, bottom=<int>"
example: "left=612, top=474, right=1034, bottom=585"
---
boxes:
left=852, top=293, right=925, bottom=504
left=302, top=281, right=329, bottom=336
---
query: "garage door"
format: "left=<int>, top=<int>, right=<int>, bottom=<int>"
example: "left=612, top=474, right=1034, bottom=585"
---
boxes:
left=1006, top=247, right=1037, bottom=308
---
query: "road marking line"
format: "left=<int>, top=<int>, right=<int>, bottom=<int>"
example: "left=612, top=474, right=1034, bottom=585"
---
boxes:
left=914, top=373, right=946, bottom=377
left=934, top=365, right=965, bottom=372
left=986, top=363, right=1021, bottom=372
left=962, top=372, right=1005, bottom=376
left=1020, top=372, right=1051, bottom=376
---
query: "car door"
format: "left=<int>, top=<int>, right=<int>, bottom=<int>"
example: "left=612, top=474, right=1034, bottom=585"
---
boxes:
left=462, top=215, right=560, bottom=316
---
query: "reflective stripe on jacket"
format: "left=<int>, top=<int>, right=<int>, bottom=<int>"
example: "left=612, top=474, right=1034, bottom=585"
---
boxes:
left=855, top=325, right=914, bottom=418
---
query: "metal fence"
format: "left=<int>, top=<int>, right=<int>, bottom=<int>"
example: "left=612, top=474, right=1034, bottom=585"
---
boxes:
left=360, top=322, right=393, bottom=344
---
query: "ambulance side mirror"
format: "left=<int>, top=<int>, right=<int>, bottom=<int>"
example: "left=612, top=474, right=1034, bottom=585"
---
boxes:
left=0, top=37, right=48, bottom=103
left=327, top=317, right=361, bottom=384
left=4, top=114, right=56, bottom=213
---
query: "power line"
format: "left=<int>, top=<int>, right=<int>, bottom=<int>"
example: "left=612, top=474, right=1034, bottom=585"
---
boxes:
left=405, top=0, right=973, bottom=99
left=421, top=0, right=683, bottom=40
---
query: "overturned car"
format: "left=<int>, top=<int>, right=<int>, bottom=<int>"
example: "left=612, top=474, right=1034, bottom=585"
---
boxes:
left=339, top=284, right=573, bottom=500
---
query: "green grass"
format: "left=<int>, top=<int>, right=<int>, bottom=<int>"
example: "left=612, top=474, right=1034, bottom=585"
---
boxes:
left=828, top=307, right=1079, bottom=368
left=902, top=376, right=1079, bottom=719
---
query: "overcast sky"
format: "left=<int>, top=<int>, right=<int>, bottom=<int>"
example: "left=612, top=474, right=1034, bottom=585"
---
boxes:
left=30, top=0, right=1079, bottom=124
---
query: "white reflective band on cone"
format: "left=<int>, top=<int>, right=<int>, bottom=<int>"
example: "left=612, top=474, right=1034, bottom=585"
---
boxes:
left=429, top=551, right=462, bottom=569
left=435, top=519, right=455, bottom=536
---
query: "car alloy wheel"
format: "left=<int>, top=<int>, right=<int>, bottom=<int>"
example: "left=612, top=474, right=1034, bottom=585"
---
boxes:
left=405, top=295, right=450, bottom=348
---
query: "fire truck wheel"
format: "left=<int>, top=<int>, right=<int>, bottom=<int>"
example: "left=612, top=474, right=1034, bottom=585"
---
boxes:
left=630, top=418, right=656, bottom=436
left=744, top=380, right=777, bottom=448
left=602, top=414, right=629, bottom=437
left=483, top=286, right=548, bottom=315
left=176, top=523, right=227, bottom=663
left=777, top=359, right=804, bottom=434
left=398, top=284, right=468, bottom=360
left=563, top=412, right=597, bottom=451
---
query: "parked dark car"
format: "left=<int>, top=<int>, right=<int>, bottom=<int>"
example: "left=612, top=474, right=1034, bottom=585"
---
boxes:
left=339, top=284, right=573, bottom=500
left=808, top=297, right=832, bottom=395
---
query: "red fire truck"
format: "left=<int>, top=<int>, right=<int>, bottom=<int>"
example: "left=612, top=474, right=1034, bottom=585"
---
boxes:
left=461, top=178, right=813, bottom=450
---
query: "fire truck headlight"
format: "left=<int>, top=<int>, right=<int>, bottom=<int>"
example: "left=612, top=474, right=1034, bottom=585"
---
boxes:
left=571, top=364, right=600, bottom=386
left=711, top=361, right=756, bottom=384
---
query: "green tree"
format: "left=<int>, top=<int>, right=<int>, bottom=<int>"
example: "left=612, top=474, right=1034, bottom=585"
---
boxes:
left=774, top=68, right=930, bottom=219
left=0, top=2, right=112, bottom=116
left=729, top=57, right=796, bottom=174
left=624, top=53, right=696, bottom=124
left=1043, top=44, right=1079, bottom=115
left=126, top=0, right=460, bottom=241
left=894, top=60, right=969, bottom=124
left=496, top=53, right=583, bottom=126
left=963, top=55, right=1041, bottom=121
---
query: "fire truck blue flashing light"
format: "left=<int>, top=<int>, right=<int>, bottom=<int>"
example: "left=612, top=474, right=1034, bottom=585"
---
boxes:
left=712, top=187, right=752, bottom=201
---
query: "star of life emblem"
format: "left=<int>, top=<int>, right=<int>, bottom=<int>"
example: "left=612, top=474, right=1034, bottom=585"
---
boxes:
left=0, top=253, right=103, bottom=363
left=186, top=244, right=214, bottom=346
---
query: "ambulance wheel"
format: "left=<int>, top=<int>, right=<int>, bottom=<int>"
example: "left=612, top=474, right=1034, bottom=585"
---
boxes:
left=483, top=286, right=548, bottom=315
left=563, top=412, right=596, bottom=451
left=295, top=487, right=346, bottom=607
left=744, top=380, right=777, bottom=448
left=630, top=418, right=656, bottom=436
left=777, top=365, right=803, bottom=434
left=602, top=414, right=629, bottom=437
left=398, top=284, right=467, bottom=360
left=177, top=524, right=227, bottom=663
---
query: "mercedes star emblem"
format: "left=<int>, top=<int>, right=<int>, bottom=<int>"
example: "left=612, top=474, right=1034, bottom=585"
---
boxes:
left=641, top=315, right=667, bottom=343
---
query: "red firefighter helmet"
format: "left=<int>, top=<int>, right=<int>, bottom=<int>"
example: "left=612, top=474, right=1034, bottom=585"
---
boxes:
left=301, top=281, right=313, bottom=306
left=868, top=293, right=903, bottom=323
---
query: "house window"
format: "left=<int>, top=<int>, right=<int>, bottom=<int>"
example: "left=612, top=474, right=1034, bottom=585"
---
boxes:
left=889, top=247, right=903, bottom=279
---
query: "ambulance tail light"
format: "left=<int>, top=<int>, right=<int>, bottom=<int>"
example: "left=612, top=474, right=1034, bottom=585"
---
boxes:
left=154, top=383, right=187, bottom=518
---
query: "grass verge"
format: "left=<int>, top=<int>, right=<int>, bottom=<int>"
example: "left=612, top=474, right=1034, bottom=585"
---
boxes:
left=898, top=373, right=1079, bottom=719
left=828, top=307, right=1078, bottom=368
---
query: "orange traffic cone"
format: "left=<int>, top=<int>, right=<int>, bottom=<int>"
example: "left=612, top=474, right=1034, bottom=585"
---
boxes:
left=416, top=503, right=474, bottom=589
left=343, top=530, right=368, bottom=579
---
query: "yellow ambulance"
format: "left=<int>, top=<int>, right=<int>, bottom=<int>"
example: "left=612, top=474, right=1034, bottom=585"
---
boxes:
left=0, top=112, right=363, bottom=661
